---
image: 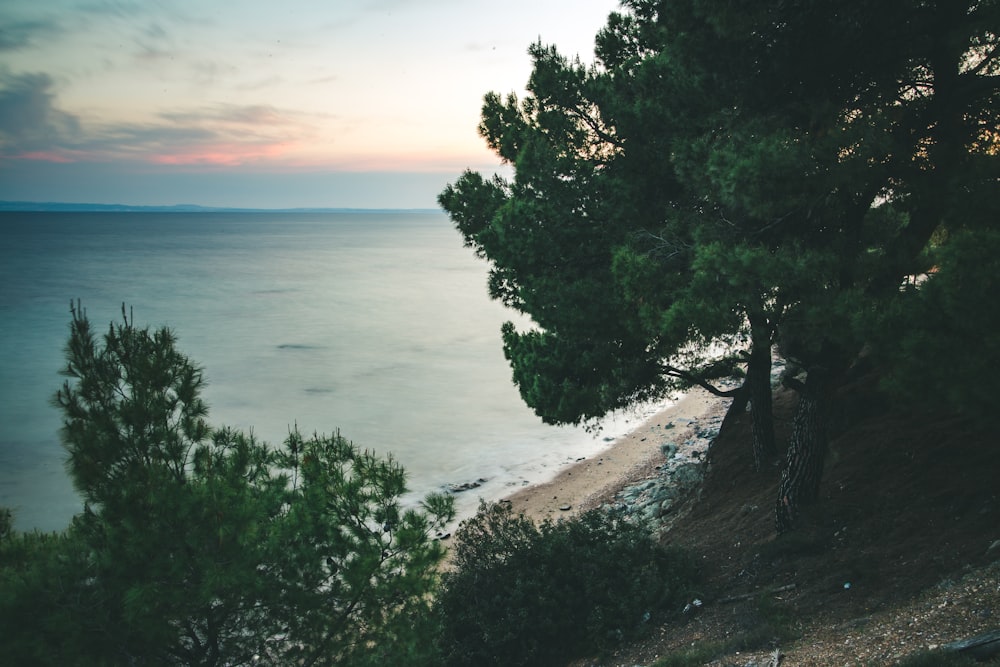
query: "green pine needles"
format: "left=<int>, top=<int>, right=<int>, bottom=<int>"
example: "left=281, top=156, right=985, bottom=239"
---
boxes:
left=435, top=501, right=700, bottom=667
left=1, top=303, right=455, bottom=666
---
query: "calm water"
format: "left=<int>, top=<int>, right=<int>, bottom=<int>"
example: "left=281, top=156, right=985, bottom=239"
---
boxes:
left=0, top=210, right=657, bottom=532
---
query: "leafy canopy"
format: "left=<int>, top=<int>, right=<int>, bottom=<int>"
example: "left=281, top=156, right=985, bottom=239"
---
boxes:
left=1, top=303, right=454, bottom=666
left=441, top=0, right=1000, bottom=427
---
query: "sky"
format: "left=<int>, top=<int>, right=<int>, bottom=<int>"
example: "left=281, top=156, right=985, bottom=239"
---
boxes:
left=0, top=0, right=617, bottom=208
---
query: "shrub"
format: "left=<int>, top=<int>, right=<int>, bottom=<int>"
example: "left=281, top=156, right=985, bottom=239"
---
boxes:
left=435, top=501, right=699, bottom=666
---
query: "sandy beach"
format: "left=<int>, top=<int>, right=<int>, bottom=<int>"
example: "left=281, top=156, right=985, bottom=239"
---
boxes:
left=501, top=387, right=731, bottom=524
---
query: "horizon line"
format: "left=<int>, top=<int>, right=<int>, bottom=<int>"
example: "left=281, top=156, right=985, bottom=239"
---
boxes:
left=0, top=200, right=443, bottom=214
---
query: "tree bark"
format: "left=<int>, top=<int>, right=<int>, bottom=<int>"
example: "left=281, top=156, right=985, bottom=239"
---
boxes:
left=775, top=370, right=830, bottom=533
left=720, top=381, right=749, bottom=435
left=748, top=312, right=776, bottom=471
left=748, top=342, right=776, bottom=471
left=716, top=337, right=775, bottom=471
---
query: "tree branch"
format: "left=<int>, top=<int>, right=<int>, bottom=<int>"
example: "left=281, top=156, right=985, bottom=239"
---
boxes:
left=568, top=101, right=623, bottom=150
left=661, top=364, right=743, bottom=398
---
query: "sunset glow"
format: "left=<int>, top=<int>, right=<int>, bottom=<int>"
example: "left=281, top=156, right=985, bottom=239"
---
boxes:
left=0, top=1, right=616, bottom=208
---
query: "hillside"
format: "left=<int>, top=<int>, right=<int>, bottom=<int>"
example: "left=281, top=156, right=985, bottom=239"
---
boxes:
left=584, top=378, right=1000, bottom=666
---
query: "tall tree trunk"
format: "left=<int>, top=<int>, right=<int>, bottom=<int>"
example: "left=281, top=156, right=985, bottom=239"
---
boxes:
left=720, top=382, right=749, bottom=434
left=748, top=312, right=776, bottom=471
left=717, top=350, right=775, bottom=471
left=748, top=342, right=775, bottom=471
left=775, top=370, right=830, bottom=533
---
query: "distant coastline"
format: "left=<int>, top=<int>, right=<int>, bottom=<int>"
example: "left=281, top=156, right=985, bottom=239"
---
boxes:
left=0, top=200, right=440, bottom=214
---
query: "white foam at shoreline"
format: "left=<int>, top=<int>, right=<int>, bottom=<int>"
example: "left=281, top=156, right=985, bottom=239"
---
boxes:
left=403, top=395, right=680, bottom=525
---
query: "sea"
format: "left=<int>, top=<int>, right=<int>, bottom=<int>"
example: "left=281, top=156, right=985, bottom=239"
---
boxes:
left=0, top=210, right=665, bottom=532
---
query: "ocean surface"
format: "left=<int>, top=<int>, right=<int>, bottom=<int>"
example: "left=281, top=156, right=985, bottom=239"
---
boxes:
left=0, top=210, right=663, bottom=532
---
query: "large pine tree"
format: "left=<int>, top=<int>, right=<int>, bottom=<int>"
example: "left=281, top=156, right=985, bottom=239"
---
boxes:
left=440, top=0, right=999, bottom=531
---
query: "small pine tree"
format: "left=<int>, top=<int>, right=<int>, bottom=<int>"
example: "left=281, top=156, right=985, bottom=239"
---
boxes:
left=1, top=303, right=454, bottom=665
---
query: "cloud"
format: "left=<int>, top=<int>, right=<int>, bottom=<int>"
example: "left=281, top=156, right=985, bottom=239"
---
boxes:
left=71, top=1, right=208, bottom=65
left=0, top=70, right=319, bottom=167
left=159, top=104, right=302, bottom=127
left=131, top=20, right=178, bottom=62
left=138, top=104, right=321, bottom=164
left=82, top=107, right=316, bottom=165
left=75, top=0, right=147, bottom=20
left=0, top=18, right=62, bottom=51
left=0, top=70, right=81, bottom=155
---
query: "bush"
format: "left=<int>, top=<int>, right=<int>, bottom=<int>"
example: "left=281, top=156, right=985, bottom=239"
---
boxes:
left=435, top=501, right=699, bottom=667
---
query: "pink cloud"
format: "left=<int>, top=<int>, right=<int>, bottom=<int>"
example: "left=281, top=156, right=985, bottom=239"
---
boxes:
left=15, top=150, right=79, bottom=163
left=147, top=141, right=298, bottom=166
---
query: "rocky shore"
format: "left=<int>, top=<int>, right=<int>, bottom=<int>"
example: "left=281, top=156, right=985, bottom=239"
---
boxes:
left=602, top=409, right=725, bottom=530
left=501, top=388, right=732, bottom=527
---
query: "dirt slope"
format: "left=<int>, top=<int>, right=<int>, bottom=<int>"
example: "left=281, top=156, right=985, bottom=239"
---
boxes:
left=587, top=378, right=1000, bottom=666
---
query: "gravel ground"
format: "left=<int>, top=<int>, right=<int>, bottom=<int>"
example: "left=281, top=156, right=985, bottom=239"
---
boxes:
left=709, top=559, right=1000, bottom=666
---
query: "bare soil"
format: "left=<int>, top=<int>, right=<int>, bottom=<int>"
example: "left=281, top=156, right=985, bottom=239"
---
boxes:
left=582, top=377, right=1000, bottom=666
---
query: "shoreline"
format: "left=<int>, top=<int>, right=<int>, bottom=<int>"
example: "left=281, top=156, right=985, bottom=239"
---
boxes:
left=500, top=387, right=731, bottom=524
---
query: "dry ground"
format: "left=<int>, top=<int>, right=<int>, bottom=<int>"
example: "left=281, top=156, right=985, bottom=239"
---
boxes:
left=578, top=377, right=1000, bottom=666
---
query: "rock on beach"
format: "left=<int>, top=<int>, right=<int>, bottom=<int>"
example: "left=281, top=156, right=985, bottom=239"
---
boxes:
left=500, top=388, right=730, bottom=526
left=607, top=411, right=723, bottom=529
